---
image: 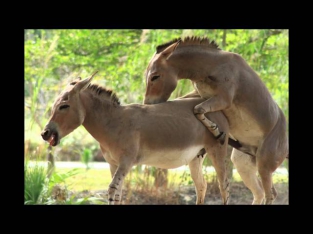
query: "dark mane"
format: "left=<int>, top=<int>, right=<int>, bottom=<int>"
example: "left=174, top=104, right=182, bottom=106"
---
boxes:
left=181, top=36, right=220, bottom=50
left=156, top=38, right=181, bottom=53
left=87, top=83, right=120, bottom=106
left=155, top=36, right=220, bottom=53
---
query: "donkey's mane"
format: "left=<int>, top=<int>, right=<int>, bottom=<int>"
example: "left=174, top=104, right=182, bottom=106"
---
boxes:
left=156, top=38, right=181, bottom=53
left=87, top=83, right=120, bottom=106
left=156, top=36, right=220, bottom=53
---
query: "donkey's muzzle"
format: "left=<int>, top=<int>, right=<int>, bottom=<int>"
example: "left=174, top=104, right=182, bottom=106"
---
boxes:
left=41, top=128, right=59, bottom=147
left=41, top=129, right=50, bottom=141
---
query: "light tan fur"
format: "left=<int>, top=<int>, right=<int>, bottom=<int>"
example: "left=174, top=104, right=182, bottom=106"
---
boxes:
left=144, top=36, right=289, bottom=204
left=41, top=73, right=232, bottom=205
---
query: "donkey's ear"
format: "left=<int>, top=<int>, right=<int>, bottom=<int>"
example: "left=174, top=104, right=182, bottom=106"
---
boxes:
left=161, top=40, right=181, bottom=60
left=73, top=71, right=98, bottom=92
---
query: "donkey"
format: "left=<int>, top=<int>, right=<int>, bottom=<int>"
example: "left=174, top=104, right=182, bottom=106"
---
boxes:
left=41, top=72, right=237, bottom=205
left=143, top=36, right=289, bottom=204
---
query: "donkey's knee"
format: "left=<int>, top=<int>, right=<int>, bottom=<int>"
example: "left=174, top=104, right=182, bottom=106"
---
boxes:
left=194, top=104, right=206, bottom=115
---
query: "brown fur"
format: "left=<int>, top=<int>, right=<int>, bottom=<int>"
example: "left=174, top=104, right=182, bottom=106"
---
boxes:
left=144, top=36, right=288, bottom=205
left=42, top=74, right=233, bottom=205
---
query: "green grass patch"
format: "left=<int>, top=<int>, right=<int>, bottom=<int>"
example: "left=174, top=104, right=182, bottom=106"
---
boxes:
left=57, top=167, right=288, bottom=192
left=55, top=168, right=112, bottom=192
left=24, top=161, right=48, bottom=204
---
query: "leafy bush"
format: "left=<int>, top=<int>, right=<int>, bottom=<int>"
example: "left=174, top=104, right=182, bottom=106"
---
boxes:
left=25, top=159, right=105, bottom=205
left=24, top=161, right=47, bottom=204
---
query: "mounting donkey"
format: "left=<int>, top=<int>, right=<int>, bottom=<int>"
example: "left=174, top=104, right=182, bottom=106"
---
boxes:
left=144, top=36, right=289, bottom=204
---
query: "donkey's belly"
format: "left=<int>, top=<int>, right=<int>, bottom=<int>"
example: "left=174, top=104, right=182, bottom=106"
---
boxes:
left=139, top=145, right=204, bottom=169
left=224, top=105, right=264, bottom=146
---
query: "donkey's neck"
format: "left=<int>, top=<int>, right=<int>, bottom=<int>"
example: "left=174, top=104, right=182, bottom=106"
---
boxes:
left=172, top=47, right=223, bottom=81
left=79, top=91, right=121, bottom=144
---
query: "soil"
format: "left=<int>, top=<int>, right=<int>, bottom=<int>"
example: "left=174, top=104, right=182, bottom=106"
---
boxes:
left=66, top=181, right=288, bottom=205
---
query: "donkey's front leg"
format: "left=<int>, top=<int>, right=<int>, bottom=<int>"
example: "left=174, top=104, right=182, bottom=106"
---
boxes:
left=193, top=97, right=231, bottom=145
left=108, top=162, right=133, bottom=205
left=195, top=111, right=225, bottom=144
left=108, top=164, right=123, bottom=205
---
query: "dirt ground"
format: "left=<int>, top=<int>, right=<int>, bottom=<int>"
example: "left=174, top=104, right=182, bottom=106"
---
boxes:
left=71, top=181, right=288, bottom=205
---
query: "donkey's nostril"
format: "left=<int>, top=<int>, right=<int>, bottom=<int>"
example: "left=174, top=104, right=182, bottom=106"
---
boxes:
left=41, top=129, right=50, bottom=137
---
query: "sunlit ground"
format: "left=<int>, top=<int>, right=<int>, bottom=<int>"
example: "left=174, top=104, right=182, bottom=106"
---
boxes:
left=26, top=161, right=288, bottom=192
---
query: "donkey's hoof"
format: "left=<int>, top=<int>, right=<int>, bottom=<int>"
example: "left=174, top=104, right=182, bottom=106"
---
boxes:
left=216, top=132, right=226, bottom=145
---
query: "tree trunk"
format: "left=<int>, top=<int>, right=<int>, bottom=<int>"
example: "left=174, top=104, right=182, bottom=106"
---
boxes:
left=154, top=168, right=168, bottom=189
left=222, top=30, right=227, bottom=48
left=47, top=145, right=55, bottom=178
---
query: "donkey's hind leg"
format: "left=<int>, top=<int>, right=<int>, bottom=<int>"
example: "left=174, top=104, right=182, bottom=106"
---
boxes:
left=256, top=131, right=287, bottom=204
left=231, top=148, right=264, bottom=204
left=256, top=114, right=288, bottom=204
left=188, top=153, right=207, bottom=205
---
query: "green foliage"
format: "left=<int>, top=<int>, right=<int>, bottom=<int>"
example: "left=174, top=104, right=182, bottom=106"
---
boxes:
left=24, top=162, right=105, bottom=205
left=25, top=29, right=289, bottom=167
left=24, top=152, right=103, bottom=204
left=24, top=161, right=47, bottom=204
left=179, top=170, right=193, bottom=185
left=223, top=29, right=289, bottom=124
left=81, top=148, right=92, bottom=170
left=48, top=168, right=83, bottom=188
left=43, top=185, right=106, bottom=205
left=25, top=29, right=288, bottom=124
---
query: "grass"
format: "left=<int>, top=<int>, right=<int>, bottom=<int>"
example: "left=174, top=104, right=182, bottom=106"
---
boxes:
left=24, top=161, right=288, bottom=205
left=24, top=161, right=48, bottom=204
left=57, top=166, right=288, bottom=192
left=57, top=168, right=112, bottom=192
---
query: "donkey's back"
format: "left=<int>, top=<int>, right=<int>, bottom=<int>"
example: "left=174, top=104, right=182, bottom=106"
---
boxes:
left=42, top=75, right=231, bottom=204
left=126, top=97, right=229, bottom=169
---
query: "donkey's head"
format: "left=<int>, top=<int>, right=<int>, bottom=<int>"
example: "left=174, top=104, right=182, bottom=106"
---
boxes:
left=41, top=72, right=97, bottom=146
left=144, top=39, right=181, bottom=104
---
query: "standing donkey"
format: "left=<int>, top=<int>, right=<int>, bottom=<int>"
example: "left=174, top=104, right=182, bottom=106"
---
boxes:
left=144, top=36, right=289, bottom=204
left=41, top=72, right=239, bottom=205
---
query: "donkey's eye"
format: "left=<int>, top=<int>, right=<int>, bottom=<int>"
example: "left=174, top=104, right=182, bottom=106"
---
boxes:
left=59, top=105, right=70, bottom=110
left=151, top=75, right=160, bottom=81
left=207, top=75, right=217, bottom=82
